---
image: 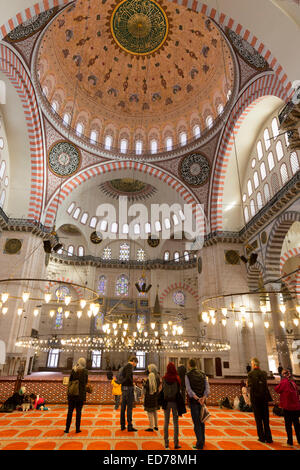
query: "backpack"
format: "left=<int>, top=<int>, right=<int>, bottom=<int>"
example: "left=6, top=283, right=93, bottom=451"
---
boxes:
left=116, top=366, right=126, bottom=385
left=252, top=372, right=267, bottom=398
left=219, top=397, right=233, bottom=409
left=163, top=381, right=178, bottom=400
left=68, top=379, right=79, bottom=396
left=273, top=404, right=284, bottom=416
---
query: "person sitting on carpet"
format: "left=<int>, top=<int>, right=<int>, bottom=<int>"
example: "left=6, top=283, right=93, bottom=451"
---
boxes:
left=0, top=387, right=26, bottom=412
left=30, top=393, right=49, bottom=410
left=240, top=380, right=252, bottom=412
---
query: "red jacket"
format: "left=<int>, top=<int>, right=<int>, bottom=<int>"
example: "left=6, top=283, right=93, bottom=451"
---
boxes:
left=274, top=378, right=300, bottom=411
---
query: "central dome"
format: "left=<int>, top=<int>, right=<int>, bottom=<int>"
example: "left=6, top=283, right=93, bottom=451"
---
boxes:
left=36, top=0, right=235, bottom=155
left=111, top=0, right=169, bottom=55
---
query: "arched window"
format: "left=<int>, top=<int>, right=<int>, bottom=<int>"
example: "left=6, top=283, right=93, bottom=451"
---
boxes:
left=206, top=115, right=213, bottom=129
left=164, top=251, right=170, bottom=261
left=98, top=275, right=107, bottom=295
left=67, top=245, right=74, bottom=256
left=0, top=138, right=4, bottom=150
left=115, top=274, right=129, bottom=296
left=4, top=176, right=8, bottom=187
left=290, top=152, right=299, bottom=174
left=102, top=247, right=111, bottom=260
left=89, top=217, right=97, bottom=228
left=111, top=222, right=118, bottom=233
left=67, top=202, right=75, bottom=214
left=164, top=218, right=171, bottom=229
left=257, top=140, right=263, bottom=160
left=174, top=251, right=180, bottom=262
left=180, top=132, right=187, bottom=146
left=242, top=193, right=247, bottom=202
left=63, top=113, right=70, bottom=126
left=193, top=125, right=201, bottom=138
left=271, top=118, right=279, bottom=139
left=0, top=189, right=5, bottom=207
left=90, top=130, right=98, bottom=144
left=260, top=162, right=267, bottom=180
left=184, top=251, right=189, bottom=261
left=253, top=171, right=259, bottom=189
left=76, top=122, right=84, bottom=136
left=0, top=80, right=6, bottom=104
left=150, top=139, right=158, bottom=154
left=104, top=135, right=112, bottom=150
left=119, top=243, right=130, bottom=261
left=264, top=183, right=271, bottom=202
left=280, top=163, right=289, bottom=185
left=73, top=208, right=80, bottom=219
left=217, top=104, right=224, bottom=115
left=263, top=128, right=271, bottom=150
left=122, top=223, right=129, bottom=234
left=155, top=221, right=161, bottom=232
left=251, top=158, right=256, bottom=169
left=80, top=212, right=88, bottom=224
left=244, top=206, right=249, bottom=223
left=271, top=173, right=280, bottom=194
left=120, top=139, right=128, bottom=154
left=166, top=137, right=173, bottom=151
left=137, top=249, right=145, bottom=262
left=100, top=220, right=108, bottom=231
left=267, top=151, right=275, bottom=171
left=51, top=101, right=58, bottom=113
left=0, top=161, right=5, bottom=179
left=257, top=192, right=263, bottom=211
left=172, top=214, right=179, bottom=225
left=284, top=132, right=289, bottom=147
left=247, top=179, right=253, bottom=196
left=145, top=222, right=151, bottom=233
left=78, top=246, right=84, bottom=256
left=42, top=86, right=48, bottom=97
left=135, top=140, right=142, bottom=155
left=250, top=199, right=255, bottom=217
left=134, top=224, right=140, bottom=235
left=276, top=141, right=284, bottom=161
left=55, top=310, right=63, bottom=330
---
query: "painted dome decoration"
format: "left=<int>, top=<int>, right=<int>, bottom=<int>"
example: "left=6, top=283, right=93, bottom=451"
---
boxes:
left=99, top=178, right=157, bottom=200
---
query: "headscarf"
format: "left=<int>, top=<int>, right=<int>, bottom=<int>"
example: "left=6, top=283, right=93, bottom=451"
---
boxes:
left=148, top=363, right=158, bottom=395
left=163, top=362, right=181, bottom=385
left=73, top=357, right=86, bottom=372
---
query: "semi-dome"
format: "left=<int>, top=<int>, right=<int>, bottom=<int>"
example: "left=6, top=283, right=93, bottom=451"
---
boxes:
left=36, top=0, right=235, bottom=156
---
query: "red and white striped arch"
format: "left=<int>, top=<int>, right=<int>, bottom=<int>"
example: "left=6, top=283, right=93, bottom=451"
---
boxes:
left=43, top=160, right=203, bottom=228
left=210, top=74, right=288, bottom=232
left=0, top=44, right=44, bottom=221
left=45, top=276, right=83, bottom=298
left=159, top=281, right=199, bottom=304
left=280, top=247, right=300, bottom=274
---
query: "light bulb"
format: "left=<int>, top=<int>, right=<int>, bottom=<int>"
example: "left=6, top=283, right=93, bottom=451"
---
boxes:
left=279, top=304, right=286, bottom=314
left=260, top=305, right=267, bottom=314
left=57, top=306, right=63, bottom=313
left=49, top=310, right=55, bottom=318
left=240, top=306, right=246, bottom=315
left=44, top=293, right=51, bottom=303
left=163, top=323, right=167, bottom=330
left=2, top=307, right=8, bottom=315
left=264, top=321, right=269, bottom=329
left=114, top=330, right=118, bottom=336
left=33, top=309, right=39, bottom=317
left=248, top=321, right=254, bottom=328
left=296, top=306, right=300, bottom=315
left=65, top=311, right=70, bottom=318
left=222, top=319, right=227, bottom=326
left=164, top=331, right=168, bottom=336
left=235, top=320, right=239, bottom=327
left=87, top=310, right=92, bottom=318
left=154, top=331, right=158, bottom=337
left=209, top=309, right=215, bottom=317
left=137, top=322, right=141, bottom=330
left=1, top=293, right=9, bottom=303
left=293, top=318, right=299, bottom=327
left=77, top=310, right=82, bottom=318
left=221, top=307, right=227, bottom=316
left=150, top=322, right=156, bottom=330
left=22, top=292, right=30, bottom=303
left=124, top=323, right=128, bottom=330
left=211, top=317, right=216, bottom=325
left=280, top=320, right=285, bottom=328
left=80, top=299, right=86, bottom=309
left=93, top=305, right=100, bottom=315
left=113, top=323, right=117, bottom=330
left=177, top=326, right=183, bottom=335
left=65, top=295, right=71, bottom=306
left=123, top=331, right=126, bottom=337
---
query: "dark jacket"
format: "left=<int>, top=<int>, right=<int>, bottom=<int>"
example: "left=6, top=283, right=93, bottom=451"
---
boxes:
left=160, top=379, right=186, bottom=416
left=68, top=367, right=88, bottom=402
left=122, top=363, right=134, bottom=387
left=177, top=365, right=186, bottom=390
left=186, top=368, right=206, bottom=402
left=143, top=375, right=160, bottom=412
left=248, top=368, right=271, bottom=403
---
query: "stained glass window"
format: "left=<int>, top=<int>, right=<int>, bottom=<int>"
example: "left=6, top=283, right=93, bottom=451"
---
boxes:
left=137, top=249, right=145, bottom=262
left=98, top=275, right=107, bottom=295
left=55, top=286, right=70, bottom=300
left=137, top=276, right=147, bottom=297
left=115, top=274, right=129, bottom=296
left=119, top=243, right=130, bottom=261
left=173, top=290, right=185, bottom=306
left=102, top=247, right=112, bottom=260
left=55, top=311, right=63, bottom=330
left=94, top=312, right=104, bottom=330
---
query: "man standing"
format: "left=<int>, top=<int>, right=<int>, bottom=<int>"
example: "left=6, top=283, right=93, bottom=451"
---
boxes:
left=277, top=363, right=283, bottom=377
left=185, top=358, right=210, bottom=450
left=120, top=355, right=138, bottom=432
left=247, top=357, right=273, bottom=443
left=177, top=363, right=187, bottom=400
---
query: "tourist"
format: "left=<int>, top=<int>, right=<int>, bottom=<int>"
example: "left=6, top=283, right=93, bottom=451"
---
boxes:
left=177, top=362, right=187, bottom=400
left=64, top=357, right=88, bottom=434
left=30, top=393, right=49, bottom=411
left=274, top=369, right=300, bottom=446
left=120, top=355, right=138, bottom=432
left=185, top=358, right=210, bottom=450
left=278, top=363, right=283, bottom=377
left=161, top=362, right=182, bottom=449
left=246, top=363, right=251, bottom=374
left=240, top=380, right=252, bottom=412
left=111, top=376, right=122, bottom=410
left=143, top=363, right=160, bottom=432
left=247, top=357, right=273, bottom=443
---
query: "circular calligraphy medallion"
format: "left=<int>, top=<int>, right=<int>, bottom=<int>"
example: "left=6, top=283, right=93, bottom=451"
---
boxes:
left=48, top=141, right=81, bottom=177
left=179, top=153, right=210, bottom=186
left=111, top=0, right=169, bottom=56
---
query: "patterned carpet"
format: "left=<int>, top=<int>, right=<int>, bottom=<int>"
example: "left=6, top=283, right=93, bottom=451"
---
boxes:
left=0, top=405, right=299, bottom=451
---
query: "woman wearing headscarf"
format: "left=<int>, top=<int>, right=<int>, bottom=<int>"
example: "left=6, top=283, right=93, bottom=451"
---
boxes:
left=162, top=362, right=181, bottom=449
left=143, top=363, right=160, bottom=432
left=275, top=369, right=300, bottom=446
left=64, top=357, right=88, bottom=434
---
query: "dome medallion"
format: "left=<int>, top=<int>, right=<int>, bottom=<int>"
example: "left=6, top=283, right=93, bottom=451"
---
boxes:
left=111, top=0, right=169, bottom=55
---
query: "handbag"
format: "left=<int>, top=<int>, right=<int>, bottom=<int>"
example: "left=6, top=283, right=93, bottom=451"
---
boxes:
left=68, top=379, right=79, bottom=396
left=200, top=404, right=210, bottom=423
left=86, top=382, right=93, bottom=394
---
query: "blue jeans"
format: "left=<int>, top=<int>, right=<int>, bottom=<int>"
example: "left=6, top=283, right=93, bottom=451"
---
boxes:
left=120, top=387, right=134, bottom=429
left=164, top=401, right=179, bottom=447
left=190, top=401, right=205, bottom=449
